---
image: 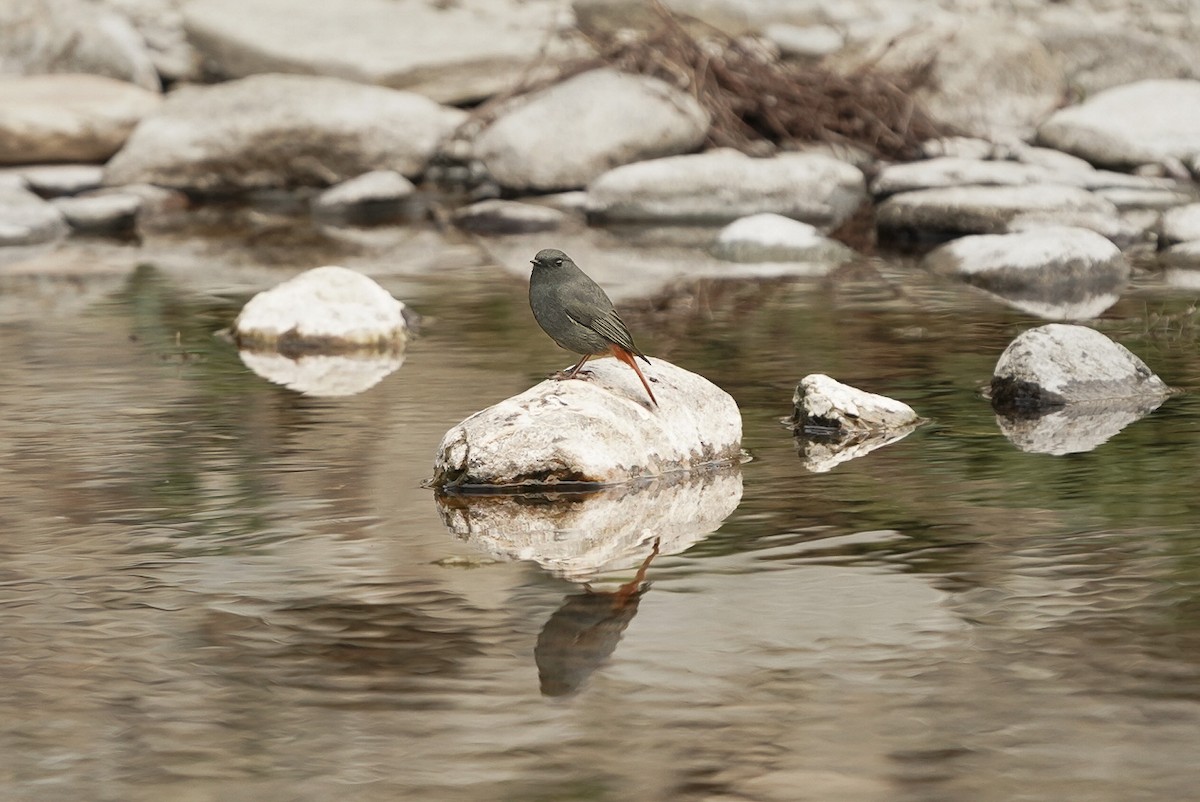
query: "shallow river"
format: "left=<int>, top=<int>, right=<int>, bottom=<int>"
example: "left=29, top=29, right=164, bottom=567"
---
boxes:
left=2, top=217, right=1199, bottom=801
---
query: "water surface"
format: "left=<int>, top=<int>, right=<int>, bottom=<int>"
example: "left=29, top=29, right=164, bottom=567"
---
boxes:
left=2, top=224, right=1199, bottom=801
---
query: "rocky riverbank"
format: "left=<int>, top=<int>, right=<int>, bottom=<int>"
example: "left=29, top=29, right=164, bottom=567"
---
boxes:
left=2, top=0, right=1199, bottom=299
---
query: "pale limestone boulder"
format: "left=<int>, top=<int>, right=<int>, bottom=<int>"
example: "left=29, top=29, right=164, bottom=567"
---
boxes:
left=1039, top=26, right=1199, bottom=98
left=924, top=227, right=1129, bottom=321
left=0, top=0, right=160, bottom=90
left=184, top=0, right=570, bottom=104
left=789, top=374, right=921, bottom=438
left=0, top=75, right=161, bottom=164
left=587, top=148, right=866, bottom=227
left=839, top=19, right=1066, bottom=141
left=1038, top=80, right=1200, bottom=169
left=432, top=359, right=742, bottom=488
left=990, top=324, right=1170, bottom=411
left=105, top=74, right=466, bottom=191
left=233, top=265, right=409, bottom=352
left=0, top=185, right=69, bottom=246
left=473, top=69, right=709, bottom=192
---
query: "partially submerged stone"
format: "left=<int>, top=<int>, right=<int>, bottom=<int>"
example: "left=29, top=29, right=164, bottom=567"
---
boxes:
left=431, top=358, right=742, bottom=488
left=311, top=170, right=420, bottom=224
left=713, top=213, right=855, bottom=264
left=452, top=199, right=568, bottom=234
left=233, top=266, right=408, bottom=353
left=788, top=374, right=921, bottom=438
left=50, top=193, right=141, bottom=233
left=13, top=164, right=105, bottom=197
left=1162, top=203, right=1200, bottom=245
left=0, top=185, right=69, bottom=246
left=924, top=226, right=1129, bottom=320
left=990, top=324, right=1170, bottom=411
left=877, top=184, right=1120, bottom=238
left=437, top=468, right=742, bottom=580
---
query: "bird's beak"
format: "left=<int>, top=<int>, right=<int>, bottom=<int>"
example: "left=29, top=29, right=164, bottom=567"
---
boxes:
left=529, top=260, right=536, bottom=266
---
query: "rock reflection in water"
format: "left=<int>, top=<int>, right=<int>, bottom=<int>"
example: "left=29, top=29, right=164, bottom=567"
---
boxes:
left=536, top=539, right=659, bottom=697
left=995, top=397, right=1167, bottom=455
left=795, top=425, right=920, bottom=472
left=435, top=468, right=742, bottom=581
left=237, top=349, right=404, bottom=396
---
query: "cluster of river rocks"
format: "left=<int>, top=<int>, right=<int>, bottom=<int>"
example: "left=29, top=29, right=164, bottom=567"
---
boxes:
left=4, top=0, right=1200, bottom=480
left=3, top=0, right=1199, bottom=270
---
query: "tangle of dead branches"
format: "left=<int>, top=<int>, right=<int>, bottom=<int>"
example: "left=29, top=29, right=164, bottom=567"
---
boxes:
left=460, top=1, right=945, bottom=163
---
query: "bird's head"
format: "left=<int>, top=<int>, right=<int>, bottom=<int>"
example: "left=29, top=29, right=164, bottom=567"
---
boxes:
left=530, top=249, right=570, bottom=271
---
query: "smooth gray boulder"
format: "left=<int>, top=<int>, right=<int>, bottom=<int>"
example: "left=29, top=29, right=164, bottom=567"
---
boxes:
left=873, top=155, right=1182, bottom=198
left=452, top=199, right=568, bottom=234
left=0, top=0, right=160, bottom=90
left=0, top=185, right=69, bottom=246
left=311, top=170, right=419, bottom=224
left=587, top=148, right=866, bottom=227
left=50, top=193, right=141, bottom=233
left=13, top=164, right=105, bottom=197
left=105, top=74, right=466, bottom=191
left=1162, top=203, right=1200, bottom=245
left=472, top=69, right=709, bottom=192
left=431, top=359, right=742, bottom=488
left=713, top=213, right=854, bottom=264
left=873, top=158, right=1054, bottom=197
left=1163, top=241, right=1200, bottom=271
left=184, top=0, right=569, bottom=104
left=1039, top=27, right=1199, bottom=98
left=990, top=324, right=1170, bottom=411
left=0, top=75, right=161, bottom=164
left=924, top=226, right=1130, bottom=320
left=877, top=184, right=1120, bottom=237
left=233, top=265, right=409, bottom=353
left=1038, top=80, right=1200, bottom=169
left=840, top=19, right=1065, bottom=141
left=788, top=373, right=921, bottom=439
left=101, top=0, right=201, bottom=84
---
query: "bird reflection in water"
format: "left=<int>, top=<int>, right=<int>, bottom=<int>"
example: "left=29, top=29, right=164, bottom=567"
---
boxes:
left=535, top=538, right=660, bottom=697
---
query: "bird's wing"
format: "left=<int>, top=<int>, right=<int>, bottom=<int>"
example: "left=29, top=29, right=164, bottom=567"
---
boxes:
left=568, top=308, right=640, bottom=354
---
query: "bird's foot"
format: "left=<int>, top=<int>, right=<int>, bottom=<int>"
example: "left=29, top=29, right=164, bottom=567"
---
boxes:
left=549, top=369, right=594, bottom=381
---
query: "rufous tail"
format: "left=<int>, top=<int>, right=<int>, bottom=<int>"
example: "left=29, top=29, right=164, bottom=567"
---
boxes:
left=610, top=345, right=658, bottom=407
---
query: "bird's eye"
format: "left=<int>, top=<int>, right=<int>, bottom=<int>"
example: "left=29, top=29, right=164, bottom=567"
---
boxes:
left=554, top=258, right=563, bottom=266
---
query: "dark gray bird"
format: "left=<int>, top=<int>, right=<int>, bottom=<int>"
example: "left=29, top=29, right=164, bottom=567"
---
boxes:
left=528, top=248, right=657, bottom=407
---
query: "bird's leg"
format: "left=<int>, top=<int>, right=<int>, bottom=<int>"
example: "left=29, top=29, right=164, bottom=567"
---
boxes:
left=551, top=353, right=594, bottom=381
